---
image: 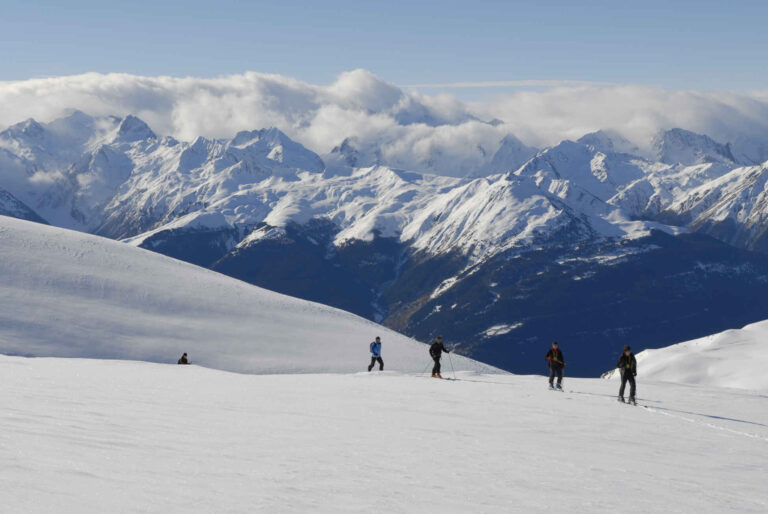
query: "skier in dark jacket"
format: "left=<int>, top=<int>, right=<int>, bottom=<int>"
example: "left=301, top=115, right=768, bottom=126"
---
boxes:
left=429, top=336, right=450, bottom=378
left=617, top=345, right=637, bottom=404
left=545, top=341, right=565, bottom=390
left=368, top=336, right=384, bottom=371
left=177, top=353, right=190, bottom=365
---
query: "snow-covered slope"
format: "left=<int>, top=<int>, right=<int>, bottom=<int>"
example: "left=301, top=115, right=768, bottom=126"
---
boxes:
left=606, top=320, right=768, bottom=390
left=0, top=215, right=491, bottom=374
left=2, top=355, right=766, bottom=513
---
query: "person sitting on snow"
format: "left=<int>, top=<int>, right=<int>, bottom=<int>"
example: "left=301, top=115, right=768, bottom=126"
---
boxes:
left=177, top=353, right=190, bottom=365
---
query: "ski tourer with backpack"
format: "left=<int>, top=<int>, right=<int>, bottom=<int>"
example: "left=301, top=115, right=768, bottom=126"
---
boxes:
left=545, top=341, right=565, bottom=391
left=617, top=345, right=637, bottom=405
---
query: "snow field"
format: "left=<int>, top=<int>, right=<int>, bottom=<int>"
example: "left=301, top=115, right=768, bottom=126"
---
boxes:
left=1, top=355, right=766, bottom=513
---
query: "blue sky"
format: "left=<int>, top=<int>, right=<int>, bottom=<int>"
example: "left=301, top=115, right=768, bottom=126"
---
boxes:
left=2, top=0, right=767, bottom=97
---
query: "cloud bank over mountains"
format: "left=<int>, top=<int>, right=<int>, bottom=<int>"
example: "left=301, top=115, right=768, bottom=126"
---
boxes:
left=2, top=69, right=768, bottom=175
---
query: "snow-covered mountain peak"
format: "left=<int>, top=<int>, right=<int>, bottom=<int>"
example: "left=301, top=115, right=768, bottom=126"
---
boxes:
left=0, top=118, right=50, bottom=154
left=480, top=134, right=538, bottom=175
left=7, top=117, right=46, bottom=138
left=113, top=114, right=157, bottom=143
left=577, top=129, right=640, bottom=155
left=0, top=117, right=74, bottom=170
left=227, top=127, right=324, bottom=173
left=176, top=136, right=218, bottom=171
left=323, top=137, right=382, bottom=176
left=46, top=110, right=96, bottom=134
left=329, top=137, right=363, bottom=167
left=515, top=139, right=647, bottom=203
left=231, top=127, right=285, bottom=148
left=652, top=128, right=736, bottom=166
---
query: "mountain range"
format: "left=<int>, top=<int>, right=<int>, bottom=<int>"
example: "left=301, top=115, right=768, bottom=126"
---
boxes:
left=2, top=110, right=768, bottom=375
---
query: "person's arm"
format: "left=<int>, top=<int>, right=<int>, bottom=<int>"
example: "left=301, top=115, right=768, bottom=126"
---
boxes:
left=617, top=356, right=623, bottom=369
left=442, top=343, right=450, bottom=353
left=632, top=356, right=637, bottom=376
left=561, top=351, right=565, bottom=367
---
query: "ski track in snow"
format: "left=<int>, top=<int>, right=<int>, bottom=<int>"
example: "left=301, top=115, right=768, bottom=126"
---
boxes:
left=564, top=386, right=768, bottom=442
left=2, top=356, right=767, bottom=514
left=639, top=405, right=768, bottom=442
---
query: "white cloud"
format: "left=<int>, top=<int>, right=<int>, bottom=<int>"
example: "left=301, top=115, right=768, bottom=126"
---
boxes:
left=405, top=80, right=610, bottom=88
left=1, top=70, right=768, bottom=176
left=472, top=86, right=768, bottom=151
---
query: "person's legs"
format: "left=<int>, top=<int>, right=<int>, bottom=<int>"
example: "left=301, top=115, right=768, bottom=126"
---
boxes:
left=628, top=374, right=636, bottom=399
left=376, top=357, right=384, bottom=371
left=368, top=357, right=376, bottom=372
left=432, top=358, right=439, bottom=376
left=549, top=367, right=555, bottom=386
left=556, top=367, right=563, bottom=386
left=619, top=372, right=628, bottom=397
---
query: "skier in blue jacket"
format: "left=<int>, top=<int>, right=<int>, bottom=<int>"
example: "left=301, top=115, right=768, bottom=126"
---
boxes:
left=367, top=336, right=384, bottom=371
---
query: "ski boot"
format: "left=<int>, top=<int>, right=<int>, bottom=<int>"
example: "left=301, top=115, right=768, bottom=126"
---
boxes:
left=629, top=397, right=637, bottom=406
left=436, top=373, right=443, bottom=379
left=556, top=383, right=563, bottom=391
left=549, top=383, right=555, bottom=390
left=618, top=396, right=625, bottom=403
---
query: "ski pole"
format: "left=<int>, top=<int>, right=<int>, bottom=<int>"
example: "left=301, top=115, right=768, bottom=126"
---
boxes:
left=420, top=359, right=432, bottom=376
left=448, top=351, right=456, bottom=380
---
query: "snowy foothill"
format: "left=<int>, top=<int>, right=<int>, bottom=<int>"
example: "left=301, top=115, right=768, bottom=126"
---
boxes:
left=605, top=320, right=768, bottom=391
left=1, top=355, right=766, bottom=513
left=0, top=215, right=492, bottom=374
